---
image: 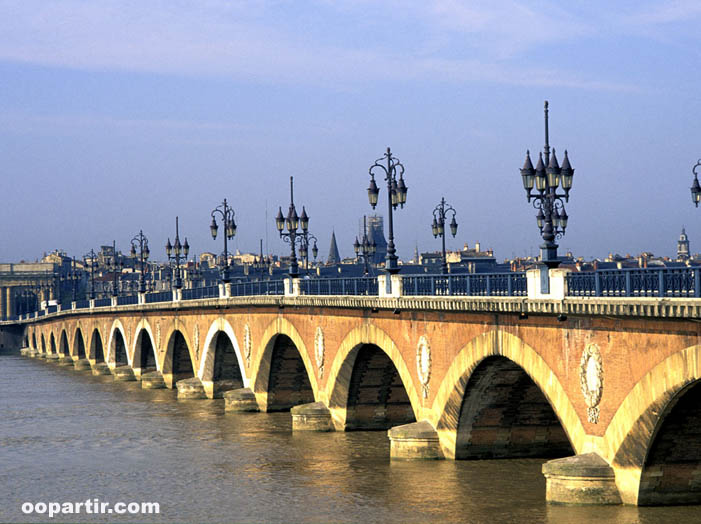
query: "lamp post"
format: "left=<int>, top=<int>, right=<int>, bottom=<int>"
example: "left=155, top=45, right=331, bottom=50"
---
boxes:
left=166, top=216, right=189, bottom=290
left=108, top=241, right=123, bottom=297
left=210, top=199, right=236, bottom=283
left=70, top=257, right=79, bottom=302
left=367, top=147, right=408, bottom=274
left=300, top=233, right=318, bottom=274
left=130, top=231, right=150, bottom=293
left=689, top=160, right=701, bottom=207
left=354, top=216, right=377, bottom=276
left=519, top=101, right=574, bottom=269
left=83, top=249, right=98, bottom=300
left=255, top=239, right=271, bottom=279
left=275, top=176, right=312, bottom=278
left=432, top=198, right=458, bottom=274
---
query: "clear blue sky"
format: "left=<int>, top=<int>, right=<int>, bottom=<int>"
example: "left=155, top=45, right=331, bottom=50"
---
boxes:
left=2, top=1, right=701, bottom=263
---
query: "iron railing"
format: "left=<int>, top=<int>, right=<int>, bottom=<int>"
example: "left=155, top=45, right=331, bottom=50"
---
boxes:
left=402, top=273, right=527, bottom=296
left=94, top=298, right=111, bottom=308
left=230, top=280, right=285, bottom=296
left=182, top=286, right=220, bottom=301
left=145, top=291, right=172, bottom=304
left=300, top=277, right=378, bottom=296
left=566, top=268, right=701, bottom=297
left=117, top=295, right=138, bottom=306
left=74, top=299, right=90, bottom=310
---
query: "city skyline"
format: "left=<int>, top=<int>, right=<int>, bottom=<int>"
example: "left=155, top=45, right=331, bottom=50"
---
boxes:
left=2, top=1, right=701, bottom=262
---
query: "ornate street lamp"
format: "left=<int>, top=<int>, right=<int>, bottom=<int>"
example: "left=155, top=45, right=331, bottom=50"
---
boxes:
left=210, top=199, right=236, bottom=283
left=130, top=230, right=150, bottom=293
left=109, top=241, right=123, bottom=297
left=166, top=216, right=189, bottom=290
left=367, top=147, right=408, bottom=274
left=254, top=239, right=271, bottom=279
left=520, top=101, right=574, bottom=268
left=432, top=197, right=458, bottom=274
left=690, top=160, right=701, bottom=207
left=83, top=249, right=98, bottom=300
left=275, top=176, right=313, bottom=277
left=354, top=216, right=376, bottom=276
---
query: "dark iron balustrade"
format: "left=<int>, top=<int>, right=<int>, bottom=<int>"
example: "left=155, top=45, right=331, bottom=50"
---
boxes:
left=145, top=291, right=172, bottom=304
left=93, top=298, right=111, bottom=308
left=566, top=267, right=701, bottom=297
left=117, top=295, right=138, bottom=306
left=402, top=273, right=527, bottom=297
left=230, top=280, right=285, bottom=296
left=300, top=277, right=379, bottom=296
left=182, top=286, right=220, bottom=301
left=74, top=299, right=90, bottom=310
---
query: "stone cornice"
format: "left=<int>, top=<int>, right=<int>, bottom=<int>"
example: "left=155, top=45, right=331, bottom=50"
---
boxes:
left=6, top=294, right=701, bottom=326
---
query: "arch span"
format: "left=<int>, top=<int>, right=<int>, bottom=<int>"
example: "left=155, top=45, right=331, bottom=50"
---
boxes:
left=198, top=319, right=246, bottom=397
left=88, top=328, right=105, bottom=362
left=107, top=320, right=129, bottom=367
left=606, top=344, right=701, bottom=505
left=132, top=320, right=157, bottom=376
left=31, top=331, right=37, bottom=351
left=59, top=330, right=70, bottom=357
left=72, top=327, right=86, bottom=359
left=252, top=317, right=318, bottom=411
left=40, top=333, right=46, bottom=354
left=326, top=324, right=422, bottom=431
left=49, top=332, right=56, bottom=354
left=162, top=328, right=195, bottom=388
left=431, top=330, right=583, bottom=460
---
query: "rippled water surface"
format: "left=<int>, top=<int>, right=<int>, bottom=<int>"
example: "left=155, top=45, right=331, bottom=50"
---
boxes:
left=0, top=353, right=698, bottom=523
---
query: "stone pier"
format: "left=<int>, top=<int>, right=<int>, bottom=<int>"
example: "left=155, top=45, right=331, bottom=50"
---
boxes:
left=291, top=402, right=333, bottom=431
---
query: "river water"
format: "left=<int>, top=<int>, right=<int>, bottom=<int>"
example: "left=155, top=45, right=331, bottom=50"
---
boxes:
left=0, top=353, right=697, bottom=523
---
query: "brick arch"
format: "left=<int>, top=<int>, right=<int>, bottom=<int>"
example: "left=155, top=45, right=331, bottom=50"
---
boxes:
left=131, top=319, right=157, bottom=373
left=326, top=323, right=421, bottom=431
left=161, top=320, right=195, bottom=388
left=251, top=317, right=318, bottom=411
left=106, top=319, right=129, bottom=367
left=198, top=318, right=247, bottom=388
left=88, top=327, right=105, bottom=362
left=605, top=344, right=701, bottom=505
left=31, top=330, right=37, bottom=351
left=49, top=331, right=57, bottom=354
left=40, top=332, right=46, bottom=353
left=59, top=329, right=70, bottom=356
left=72, top=326, right=86, bottom=359
left=431, top=330, right=584, bottom=460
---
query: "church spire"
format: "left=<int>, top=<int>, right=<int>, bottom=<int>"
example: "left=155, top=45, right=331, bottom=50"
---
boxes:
left=327, top=231, right=341, bottom=265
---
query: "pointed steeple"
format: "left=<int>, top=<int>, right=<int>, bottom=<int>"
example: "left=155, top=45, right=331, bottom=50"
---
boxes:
left=327, top=231, right=341, bottom=265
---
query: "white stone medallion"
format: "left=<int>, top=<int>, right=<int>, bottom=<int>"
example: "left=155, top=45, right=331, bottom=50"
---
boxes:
left=580, top=343, right=603, bottom=423
left=314, top=327, right=325, bottom=378
left=416, top=335, right=432, bottom=399
left=243, top=324, right=252, bottom=368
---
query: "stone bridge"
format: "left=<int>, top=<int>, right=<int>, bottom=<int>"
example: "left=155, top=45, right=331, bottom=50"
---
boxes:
left=11, top=288, right=701, bottom=507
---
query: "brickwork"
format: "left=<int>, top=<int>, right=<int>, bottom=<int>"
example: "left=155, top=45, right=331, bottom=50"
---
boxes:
left=20, top=296, right=701, bottom=505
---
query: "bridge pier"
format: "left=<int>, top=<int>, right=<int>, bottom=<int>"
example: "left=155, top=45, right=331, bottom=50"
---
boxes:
left=291, top=402, right=333, bottom=431
left=176, top=377, right=207, bottom=399
left=141, top=371, right=166, bottom=389
left=92, top=362, right=111, bottom=375
left=224, top=388, right=259, bottom=412
left=388, top=421, right=444, bottom=459
left=73, top=358, right=91, bottom=370
left=112, top=366, right=136, bottom=381
left=57, top=356, right=73, bottom=366
left=542, top=453, right=622, bottom=505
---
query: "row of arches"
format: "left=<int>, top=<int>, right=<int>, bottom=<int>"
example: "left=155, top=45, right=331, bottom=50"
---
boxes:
left=26, top=318, right=701, bottom=505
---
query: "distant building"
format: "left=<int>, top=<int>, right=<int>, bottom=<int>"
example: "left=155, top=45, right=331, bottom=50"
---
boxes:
left=366, top=215, right=387, bottom=265
left=327, top=231, right=341, bottom=265
left=678, top=227, right=690, bottom=260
